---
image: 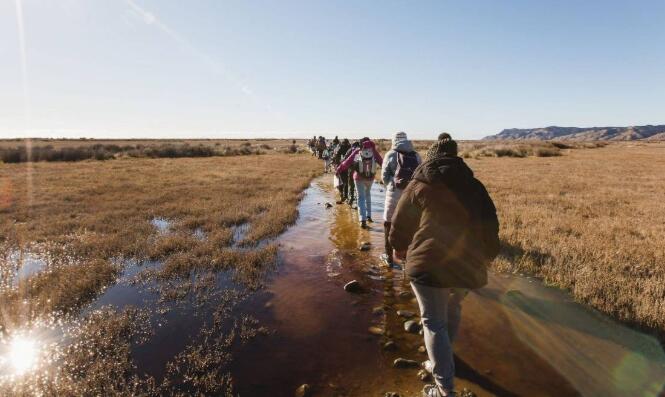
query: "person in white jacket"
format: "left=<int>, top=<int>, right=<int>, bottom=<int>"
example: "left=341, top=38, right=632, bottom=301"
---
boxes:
left=381, top=131, right=422, bottom=266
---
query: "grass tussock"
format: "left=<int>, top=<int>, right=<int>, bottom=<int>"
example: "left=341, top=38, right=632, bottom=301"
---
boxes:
left=463, top=142, right=665, bottom=334
left=0, top=153, right=321, bottom=328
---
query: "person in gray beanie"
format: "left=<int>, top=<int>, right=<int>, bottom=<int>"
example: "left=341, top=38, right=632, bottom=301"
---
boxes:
left=380, top=131, right=422, bottom=266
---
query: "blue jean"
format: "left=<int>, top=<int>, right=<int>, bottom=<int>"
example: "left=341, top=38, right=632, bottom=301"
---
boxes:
left=355, top=178, right=373, bottom=221
left=411, top=282, right=467, bottom=392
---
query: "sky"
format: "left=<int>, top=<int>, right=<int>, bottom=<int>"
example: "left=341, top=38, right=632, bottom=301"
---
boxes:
left=1, top=0, right=664, bottom=140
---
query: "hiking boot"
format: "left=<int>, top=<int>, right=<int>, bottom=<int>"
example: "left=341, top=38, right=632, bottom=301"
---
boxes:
left=360, top=220, right=368, bottom=229
left=367, top=217, right=374, bottom=223
left=422, top=384, right=456, bottom=397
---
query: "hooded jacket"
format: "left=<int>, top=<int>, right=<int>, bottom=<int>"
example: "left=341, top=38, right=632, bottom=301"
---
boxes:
left=337, top=140, right=383, bottom=181
left=388, top=156, right=499, bottom=289
left=381, top=136, right=421, bottom=188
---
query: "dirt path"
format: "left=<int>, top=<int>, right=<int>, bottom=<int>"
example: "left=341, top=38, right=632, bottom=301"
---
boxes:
left=230, top=176, right=665, bottom=397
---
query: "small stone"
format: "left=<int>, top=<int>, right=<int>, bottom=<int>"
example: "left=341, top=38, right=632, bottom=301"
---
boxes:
left=368, top=326, right=385, bottom=336
left=397, top=291, right=413, bottom=299
left=344, top=280, right=362, bottom=293
left=396, top=310, right=415, bottom=318
left=418, top=345, right=427, bottom=354
left=359, top=242, right=371, bottom=251
left=295, top=383, right=311, bottom=397
left=417, top=369, right=432, bottom=381
left=385, top=393, right=400, bottom=397
left=382, top=340, right=397, bottom=351
left=325, top=202, right=333, bottom=208
left=264, top=302, right=273, bottom=308
left=404, top=320, right=421, bottom=333
left=393, top=358, right=420, bottom=369
left=419, top=329, right=424, bottom=335
left=372, top=306, right=385, bottom=316
left=460, top=388, right=477, bottom=397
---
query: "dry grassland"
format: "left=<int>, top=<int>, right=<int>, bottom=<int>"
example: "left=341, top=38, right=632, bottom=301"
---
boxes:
left=465, top=142, right=665, bottom=335
left=0, top=153, right=321, bottom=330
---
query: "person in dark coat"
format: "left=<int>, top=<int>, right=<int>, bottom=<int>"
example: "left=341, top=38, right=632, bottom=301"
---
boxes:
left=333, top=139, right=352, bottom=203
left=388, top=134, right=499, bottom=397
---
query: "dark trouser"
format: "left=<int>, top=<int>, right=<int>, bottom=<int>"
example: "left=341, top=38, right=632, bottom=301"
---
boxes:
left=337, top=170, right=349, bottom=200
left=384, top=222, right=393, bottom=261
left=347, top=174, right=355, bottom=202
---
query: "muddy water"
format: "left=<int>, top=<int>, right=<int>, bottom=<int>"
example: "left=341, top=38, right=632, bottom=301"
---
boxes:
left=231, top=177, right=665, bottom=397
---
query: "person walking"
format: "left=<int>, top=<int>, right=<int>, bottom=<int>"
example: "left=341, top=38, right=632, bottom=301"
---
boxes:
left=337, top=137, right=383, bottom=228
left=344, top=141, right=360, bottom=207
left=333, top=138, right=352, bottom=203
left=388, top=134, right=499, bottom=397
left=380, top=131, right=421, bottom=267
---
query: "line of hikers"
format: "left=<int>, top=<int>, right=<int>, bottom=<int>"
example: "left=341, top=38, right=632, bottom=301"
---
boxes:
left=313, top=132, right=500, bottom=397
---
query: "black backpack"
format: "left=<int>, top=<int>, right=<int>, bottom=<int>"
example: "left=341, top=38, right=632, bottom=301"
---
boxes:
left=394, top=151, right=419, bottom=189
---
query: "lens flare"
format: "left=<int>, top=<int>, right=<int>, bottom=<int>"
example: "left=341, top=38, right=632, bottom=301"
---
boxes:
left=7, top=336, right=39, bottom=375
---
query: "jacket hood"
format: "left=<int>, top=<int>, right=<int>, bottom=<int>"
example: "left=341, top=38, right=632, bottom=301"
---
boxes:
left=413, top=156, right=473, bottom=185
left=392, top=139, right=414, bottom=153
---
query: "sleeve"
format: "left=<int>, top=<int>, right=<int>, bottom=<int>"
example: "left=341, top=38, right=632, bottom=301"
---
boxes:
left=388, top=184, right=423, bottom=251
left=337, top=148, right=358, bottom=173
left=382, top=151, right=396, bottom=185
left=475, top=179, right=500, bottom=260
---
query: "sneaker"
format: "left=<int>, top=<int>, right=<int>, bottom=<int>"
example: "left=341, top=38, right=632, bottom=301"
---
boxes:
left=422, top=360, right=433, bottom=374
left=360, top=220, right=368, bottom=229
left=367, top=217, right=374, bottom=223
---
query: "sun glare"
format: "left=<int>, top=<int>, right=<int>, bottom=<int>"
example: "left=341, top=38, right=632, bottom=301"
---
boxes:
left=7, top=336, right=38, bottom=375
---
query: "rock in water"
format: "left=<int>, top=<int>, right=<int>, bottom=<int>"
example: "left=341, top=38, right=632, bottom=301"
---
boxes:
left=344, top=280, right=362, bottom=293
left=393, top=358, right=420, bottom=369
left=368, top=326, right=385, bottom=336
left=418, top=345, right=427, bottom=354
left=382, top=340, right=397, bottom=351
left=404, top=320, right=421, bottom=333
left=372, top=306, right=385, bottom=316
left=396, top=310, right=415, bottom=318
left=397, top=290, right=413, bottom=299
left=460, top=388, right=477, bottom=397
left=295, top=383, right=311, bottom=397
left=325, top=202, right=333, bottom=208
left=359, top=242, right=371, bottom=251
left=385, top=393, right=400, bottom=397
left=418, top=369, right=432, bottom=381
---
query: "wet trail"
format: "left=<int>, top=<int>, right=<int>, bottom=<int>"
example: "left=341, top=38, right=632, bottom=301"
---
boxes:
left=230, top=176, right=665, bottom=397
left=5, top=176, right=665, bottom=396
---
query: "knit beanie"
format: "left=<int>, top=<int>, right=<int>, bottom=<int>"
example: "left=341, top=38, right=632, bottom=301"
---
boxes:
left=426, top=133, right=458, bottom=161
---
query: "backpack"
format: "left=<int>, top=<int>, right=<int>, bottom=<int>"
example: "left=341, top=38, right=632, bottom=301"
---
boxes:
left=393, top=151, right=419, bottom=189
left=356, top=148, right=376, bottom=178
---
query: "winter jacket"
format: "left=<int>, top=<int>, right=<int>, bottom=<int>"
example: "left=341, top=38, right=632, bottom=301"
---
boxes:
left=337, top=140, right=383, bottom=181
left=333, top=141, right=351, bottom=165
left=381, top=139, right=422, bottom=189
left=388, top=156, right=499, bottom=289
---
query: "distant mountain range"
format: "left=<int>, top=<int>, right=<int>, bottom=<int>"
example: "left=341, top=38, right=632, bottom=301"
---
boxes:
left=483, top=125, right=665, bottom=141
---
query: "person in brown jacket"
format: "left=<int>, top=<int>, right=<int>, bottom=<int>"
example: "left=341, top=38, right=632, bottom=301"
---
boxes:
left=389, top=134, right=499, bottom=397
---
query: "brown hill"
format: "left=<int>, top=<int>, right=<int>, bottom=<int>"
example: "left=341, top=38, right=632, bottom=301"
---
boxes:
left=484, top=125, right=665, bottom=141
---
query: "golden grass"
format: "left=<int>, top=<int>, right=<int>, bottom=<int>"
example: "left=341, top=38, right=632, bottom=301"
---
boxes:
left=463, top=142, right=665, bottom=334
left=0, top=153, right=321, bottom=330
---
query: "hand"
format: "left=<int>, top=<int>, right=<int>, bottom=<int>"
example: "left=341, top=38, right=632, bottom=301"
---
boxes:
left=394, top=250, right=406, bottom=260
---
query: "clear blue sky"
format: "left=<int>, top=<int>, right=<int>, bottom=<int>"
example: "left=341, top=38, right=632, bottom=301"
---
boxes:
left=1, top=0, right=664, bottom=140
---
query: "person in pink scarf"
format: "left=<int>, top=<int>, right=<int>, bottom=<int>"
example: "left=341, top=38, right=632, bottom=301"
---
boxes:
left=336, top=137, right=383, bottom=228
